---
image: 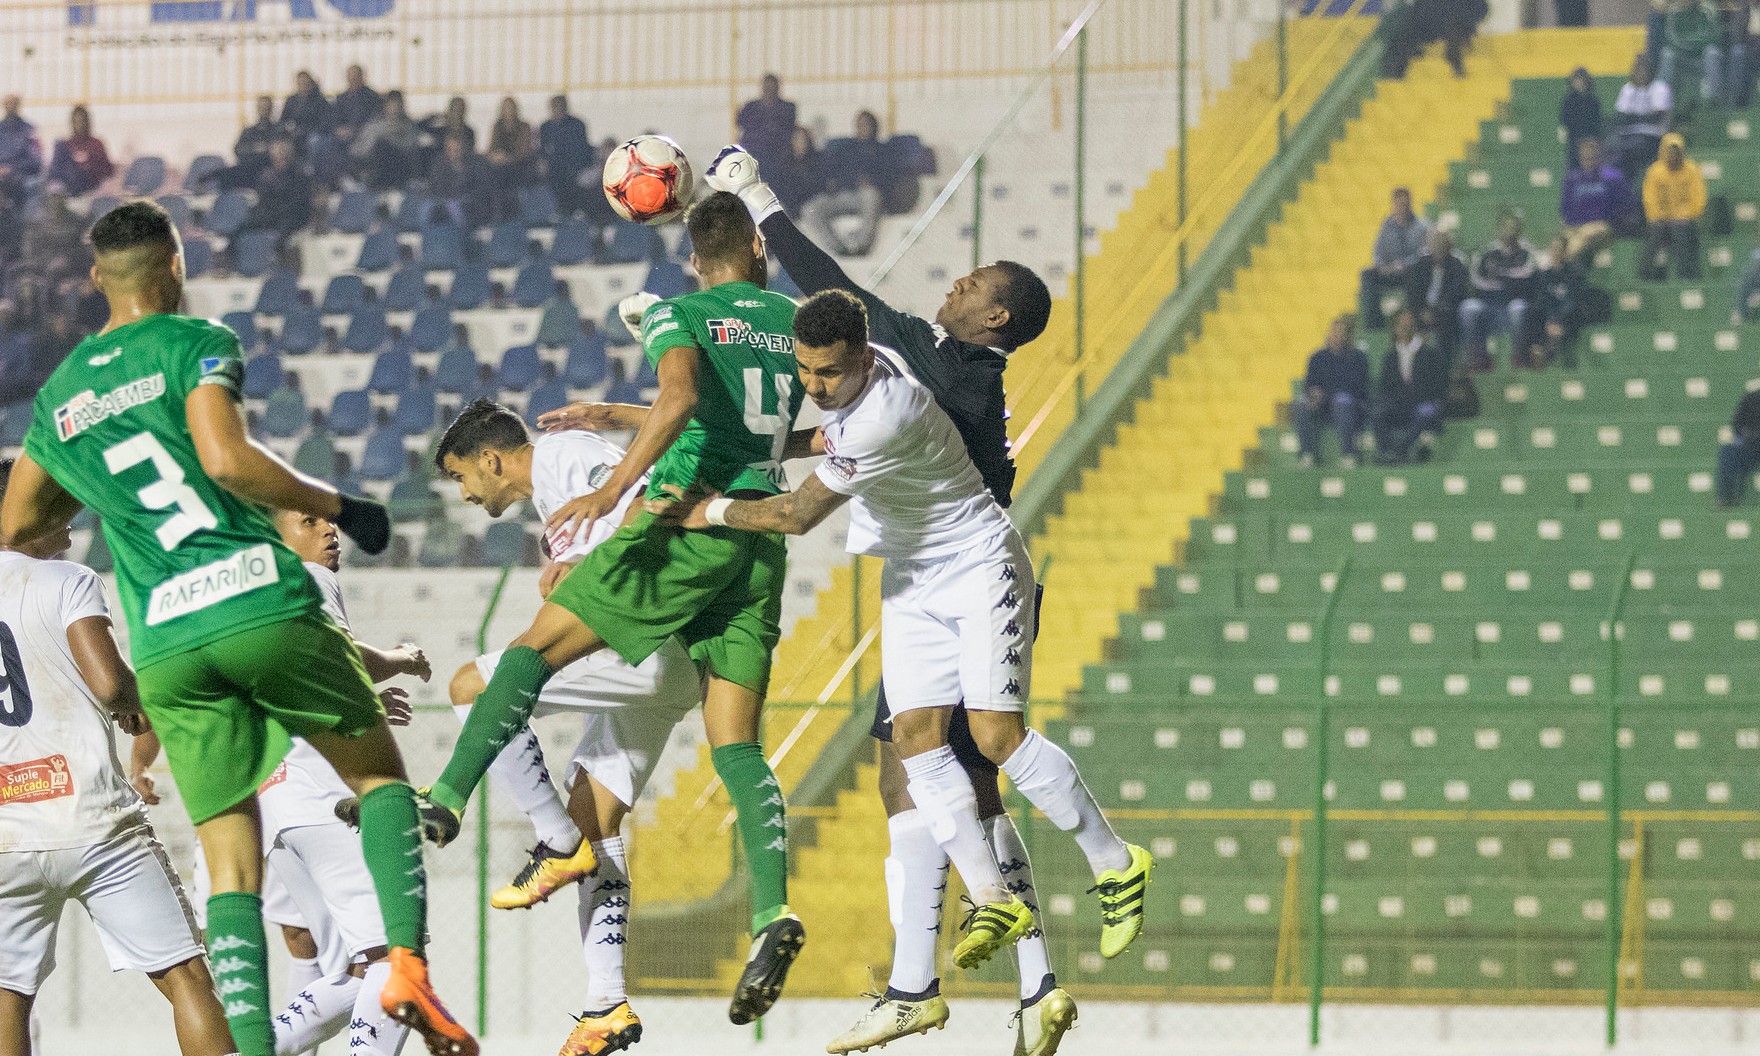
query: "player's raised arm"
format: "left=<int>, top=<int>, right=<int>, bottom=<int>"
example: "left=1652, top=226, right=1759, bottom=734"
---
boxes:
left=0, top=452, right=83, bottom=550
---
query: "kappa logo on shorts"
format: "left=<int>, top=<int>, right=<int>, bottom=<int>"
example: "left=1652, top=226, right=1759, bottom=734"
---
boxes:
left=0, top=754, right=74, bottom=807
left=1001, top=678, right=1023, bottom=697
left=999, top=564, right=1017, bottom=581
left=1001, top=647, right=1022, bottom=666
left=996, top=590, right=1019, bottom=610
left=1002, top=619, right=1021, bottom=636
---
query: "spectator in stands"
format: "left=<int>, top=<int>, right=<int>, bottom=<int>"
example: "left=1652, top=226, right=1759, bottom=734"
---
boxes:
left=1715, top=386, right=1760, bottom=504
left=281, top=70, right=333, bottom=144
left=1660, top=0, right=1728, bottom=104
left=1723, top=0, right=1756, bottom=107
left=428, top=131, right=491, bottom=227
left=46, top=104, right=113, bottom=197
left=350, top=88, right=420, bottom=191
left=1558, top=67, right=1603, bottom=170
left=1609, top=54, right=1672, bottom=183
left=1735, top=220, right=1760, bottom=323
left=1358, top=187, right=1431, bottom=330
left=770, top=126, right=823, bottom=214
left=486, top=96, right=536, bottom=222
left=1382, top=0, right=1489, bottom=79
left=1647, top=0, right=1672, bottom=63
left=1295, top=314, right=1370, bottom=468
left=1460, top=211, right=1538, bottom=370
left=1559, top=137, right=1629, bottom=262
left=1640, top=131, right=1705, bottom=281
left=21, top=187, right=89, bottom=291
left=536, top=281, right=581, bottom=347
left=246, top=137, right=312, bottom=238
left=1373, top=308, right=1448, bottom=463
left=1405, top=227, right=1473, bottom=363
left=539, top=95, right=592, bottom=219
left=801, top=110, right=891, bottom=256
left=422, top=96, right=477, bottom=162
left=737, top=73, right=797, bottom=176
left=0, top=95, right=43, bottom=210
left=223, top=94, right=284, bottom=189
left=1527, top=233, right=1589, bottom=368
left=332, top=63, right=382, bottom=141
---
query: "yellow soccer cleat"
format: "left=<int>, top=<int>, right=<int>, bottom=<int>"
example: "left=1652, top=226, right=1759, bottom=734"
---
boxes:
left=558, top=1001, right=642, bottom=1055
left=1013, top=986, right=1077, bottom=1056
left=952, top=896, right=1033, bottom=970
left=1090, top=843, right=1153, bottom=959
left=491, top=840, right=600, bottom=910
left=826, top=990, right=950, bottom=1053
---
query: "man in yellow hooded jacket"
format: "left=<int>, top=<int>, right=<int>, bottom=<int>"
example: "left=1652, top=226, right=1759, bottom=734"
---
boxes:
left=1641, top=131, right=1706, bottom=281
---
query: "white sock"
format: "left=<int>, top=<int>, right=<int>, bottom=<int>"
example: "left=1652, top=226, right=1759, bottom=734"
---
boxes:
left=271, top=972, right=361, bottom=1056
left=901, top=747, right=1008, bottom=904
left=452, top=703, right=579, bottom=849
left=579, top=836, right=631, bottom=1009
left=986, top=812, right=1054, bottom=1002
left=283, top=955, right=320, bottom=1004
left=347, top=961, right=409, bottom=1056
left=885, top=809, right=949, bottom=995
left=1001, top=730, right=1131, bottom=876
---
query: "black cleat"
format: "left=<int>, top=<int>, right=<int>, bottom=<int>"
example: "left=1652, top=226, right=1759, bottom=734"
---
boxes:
left=334, top=796, right=361, bottom=829
left=728, top=912, right=805, bottom=1025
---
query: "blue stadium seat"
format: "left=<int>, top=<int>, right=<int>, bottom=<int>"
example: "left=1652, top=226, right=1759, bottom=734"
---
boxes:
left=221, top=311, right=259, bottom=352
left=409, top=305, right=453, bottom=354
left=519, top=186, right=558, bottom=227
left=182, top=238, right=214, bottom=279
left=320, top=275, right=369, bottom=316
left=241, top=353, right=282, bottom=400
left=512, top=263, right=554, bottom=308
left=433, top=346, right=479, bottom=393
left=155, top=194, right=193, bottom=231
left=631, top=356, right=659, bottom=388
left=1, top=401, right=34, bottom=447
left=526, top=379, right=570, bottom=422
left=496, top=344, right=543, bottom=391
left=484, top=223, right=530, bottom=269
left=382, top=266, right=426, bottom=312
left=389, top=477, right=442, bottom=522
left=563, top=331, right=608, bottom=387
left=122, top=156, right=166, bottom=196
left=292, top=431, right=336, bottom=478
left=276, top=305, right=324, bottom=355
left=605, top=378, right=643, bottom=404
left=233, top=230, right=279, bottom=278
left=393, top=384, right=438, bottom=436
left=369, top=347, right=413, bottom=394
left=360, top=427, right=407, bottom=481
left=343, top=310, right=389, bottom=354
left=89, top=195, right=123, bottom=220
left=260, top=386, right=307, bottom=438
left=185, top=153, right=226, bottom=189
left=330, top=191, right=375, bottom=234
left=479, top=521, right=529, bottom=567
left=420, top=225, right=464, bottom=271
left=204, top=190, right=251, bottom=237
left=645, top=258, right=689, bottom=300
left=446, top=265, right=491, bottom=310
left=394, top=194, right=432, bottom=232
left=355, top=230, right=400, bottom=273
left=886, top=133, right=934, bottom=176
left=327, top=390, right=372, bottom=436
left=601, top=303, right=632, bottom=343
left=605, top=223, right=660, bottom=265
left=550, top=220, right=596, bottom=266
left=254, top=271, right=303, bottom=317
left=418, top=517, right=467, bottom=567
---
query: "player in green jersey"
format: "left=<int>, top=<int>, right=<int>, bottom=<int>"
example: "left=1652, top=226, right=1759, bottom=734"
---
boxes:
left=429, top=191, right=810, bottom=1024
left=0, top=202, right=475, bottom=1056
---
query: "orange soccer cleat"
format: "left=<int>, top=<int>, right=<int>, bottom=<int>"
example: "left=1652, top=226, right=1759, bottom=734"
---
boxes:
left=381, top=947, right=478, bottom=1056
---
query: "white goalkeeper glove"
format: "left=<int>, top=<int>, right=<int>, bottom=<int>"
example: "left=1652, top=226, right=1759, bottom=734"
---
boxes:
left=704, top=144, right=781, bottom=222
left=617, top=291, right=660, bottom=342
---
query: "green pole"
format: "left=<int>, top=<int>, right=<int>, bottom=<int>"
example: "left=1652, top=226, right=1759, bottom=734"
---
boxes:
left=971, top=155, right=986, bottom=274
left=1073, top=26, right=1088, bottom=414
left=473, top=564, right=513, bottom=1037
left=1604, top=552, right=1637, bottom=1048
left=1309, top=556, right=1350, bottom=1047
left=1176, top=0, right=1189, bottom=282
left=1276, top=0, right=1289, bottom=152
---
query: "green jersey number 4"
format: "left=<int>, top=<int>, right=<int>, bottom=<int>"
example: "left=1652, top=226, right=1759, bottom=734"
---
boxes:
left=744, top=368, right=795, bottom=467
left=103, top=432, right=219, bottom=551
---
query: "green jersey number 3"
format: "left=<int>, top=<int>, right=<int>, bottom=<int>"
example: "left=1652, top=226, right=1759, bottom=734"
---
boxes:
left=103, top=432, right=219, bottom=551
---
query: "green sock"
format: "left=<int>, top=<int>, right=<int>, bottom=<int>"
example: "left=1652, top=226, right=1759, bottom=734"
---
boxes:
left=358, top=782, right=428, bottom=954
left=206, top=891, right=273, bottom=1056
left=431, top=645, right=553, bottom=813
left=712, top=741, right=790, bottom=932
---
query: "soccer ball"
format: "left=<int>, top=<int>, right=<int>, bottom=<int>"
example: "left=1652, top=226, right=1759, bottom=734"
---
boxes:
left=602, top=135, right=694, bottom=225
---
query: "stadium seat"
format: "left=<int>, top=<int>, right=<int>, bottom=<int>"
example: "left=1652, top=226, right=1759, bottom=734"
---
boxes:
left=484, top=222, right=531, bottom=268
left=605, top=377, right=643, bottom=404
left=369, top=347, right=413, bottom=394
left=526, top=379, right=570, bottom=422
left=479, top=521, right=531, bottom=567
left=203, top=190, right=252, bottom=237
left=254, top=271, right=303, bottom=317
left=512, top=263, right=554, bottom=308
left=601, top=303, right=631, bottom=343
left=342, top=310, right=389, bottom=354
left=355, top=230, right=400, bottom=273
left=645, top=258, right=689, bottom=300
left=233, top=230, right=280, bottom=278
left=605, top=223, right=660, bottom=265
left=320, top=274, right=369, bottom=316
left=184, top=153, right=226, bottom=189
left=631, top=356, right=659, bottom=388
left=0, top=402, right=33, bottom=448
left=89, top=194, right=123, bottom=220
left=446, top=265, right=491, bottom=310
left=330, top=190, right=376, bottom=234
left=154, top=194, right=193, bottom=231
left=563, top=331, right=608, bottom=388
left=518, top=185, right=558, bottom=227
left=222, top=311, right=259, bottom=352
left=393, top=384, right=438, bottom=436
left=393, top=193, right=432, bottom=232
left=260, top=387, right=307, bottom=438
left=418, top=517, right=467, bottom=567
left=292, top=431, right=336, bottom=478
left=420, top=225, right=464, bottom=270
left=433, top=345, right=479, bottom=393
left=382, top=266, right=427, bottom=312
left=550, top=220, right=596, bottom=266
left=496, top=344, right=543, bottom=391
left=275, top=305, right=324, bottom=355
left=409, top=305, right=453, bottom=354
left=359, top=427, right=407, bottom=481
left=241, top=352, right=282, bottom=399
left=182, top=238, right=214, bottom=279
left=388, top=477, right=443, bottom=522
left=122, top=156, right=166, bottom=196
left=326, top=390, right=372, bottom=436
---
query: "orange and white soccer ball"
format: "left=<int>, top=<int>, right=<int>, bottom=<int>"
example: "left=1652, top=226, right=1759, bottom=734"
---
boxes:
left=602, top=135, right=694, bottom=225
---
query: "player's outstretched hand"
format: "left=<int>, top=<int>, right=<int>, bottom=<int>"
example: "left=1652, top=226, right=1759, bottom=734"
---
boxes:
left=336, top=493, right=392, bottom=555
left=618, top=291, right=660, bottom=342
left=705, top=145, right=760, bottom=193
left=536, top=402, right=644, bottom=434
left=380, top=686, right=413, bottom=727
left=129, top=767, right=160, bottom=805
left=545, top=485, right=624, bottom=549
left=392, top=643, right=431, bottom=682
left=645, top=483, right=716, bottom=531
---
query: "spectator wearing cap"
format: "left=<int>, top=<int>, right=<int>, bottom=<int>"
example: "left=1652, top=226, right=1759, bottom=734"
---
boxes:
left=1358, top=186, right=1431, bottom=330
left=1294, top=314, right=1371, bottom=468
left=1715, top=386, right=1760, bottom=505
left=46, top=104, right=113, bottom=197
left=1640, top=131, right=1705, bottom=281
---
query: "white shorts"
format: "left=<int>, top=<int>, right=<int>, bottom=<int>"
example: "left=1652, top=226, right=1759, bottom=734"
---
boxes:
left=879, top=529, right=1035, bottom=717
left=0, top=826, right=204, bottom=994
left=267, top=822, right=387, bottom=963
left=260, top=861, right=304, bottom=929
left=476, top=637, right=699, bottom=808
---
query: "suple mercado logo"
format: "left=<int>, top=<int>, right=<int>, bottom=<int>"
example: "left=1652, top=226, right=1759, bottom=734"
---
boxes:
left=68, top=1, right=395, bottom=28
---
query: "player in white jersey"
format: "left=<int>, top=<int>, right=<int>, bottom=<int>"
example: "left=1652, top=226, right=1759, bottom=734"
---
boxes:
left=434, top=399, right=701, bottom=1056
left=653, top=291, right=1155, bottom=1046
left=0, top=459, right=234, bottom=1056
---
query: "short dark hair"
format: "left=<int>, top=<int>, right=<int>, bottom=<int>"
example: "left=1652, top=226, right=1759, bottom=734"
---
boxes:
left=434, top=398, right=528, bottom=470
left=685, top=191, right=757, bottom=267
left=794, top=290, right=868, bottom=351
left=90, top=200, right=175, bottom=256
left=989, top=260, right=1051, bottom=349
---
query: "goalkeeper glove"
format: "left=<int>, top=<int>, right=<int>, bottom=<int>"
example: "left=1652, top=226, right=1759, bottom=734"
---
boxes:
left=618, top=291, right=661, bottom=342
left=336, top=493, right=391, bottom=555
left=705, top=144, right=781, bottom=222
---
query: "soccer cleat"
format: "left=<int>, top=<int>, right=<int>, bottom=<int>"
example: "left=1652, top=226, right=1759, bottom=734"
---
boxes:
left=728, top=911, right=806, bottom=1024
left=826, top=990, right=949, bottom=1053
left=334, top=796, right=361, bottom=829
left=558, top=1001, right=642, bottom=1055
left=492, top=840, right=599, bottom=910
left=414, top=788, right=462, bottom=848
left=380, top=947, right=477, bottom=1056
left=952, top=896, right=1033, bottom=969
left=1012, top=986, right=1077, bottom=1056
left=1090, top=843, right=1153, bottom=959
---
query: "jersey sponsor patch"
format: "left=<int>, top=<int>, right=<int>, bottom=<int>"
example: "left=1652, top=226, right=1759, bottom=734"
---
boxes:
left=146, top=543, right=282, bottom=626
left=0, top=754, right=75, bottom=807
left=587, top=463, right=613, bottom=489
left=258, top=761, right=289, bottom=794
left=198, top=356, right=243, bottom=391
left=706, top=317, right=794, bottom=354
left=54, top=372, right=168, bottom=440
left=825, top=455, right=857, bottom=481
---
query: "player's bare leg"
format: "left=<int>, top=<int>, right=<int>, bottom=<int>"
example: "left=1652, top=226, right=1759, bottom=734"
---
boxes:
left=0, top=987, right=33, bottom=1056
left=558, top=773, right=642, bottom=1056
left=146, top=955, right=236, bottom=1056
left=963, top=710, right=1151, bottom=961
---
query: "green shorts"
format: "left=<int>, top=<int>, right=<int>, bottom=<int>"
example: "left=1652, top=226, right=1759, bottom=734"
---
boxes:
left=549, top=511, right=787, bottom=693
left=136, top=613, right=384, bottom=825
